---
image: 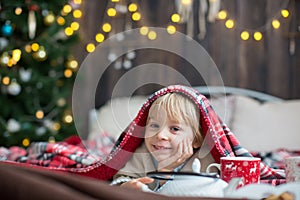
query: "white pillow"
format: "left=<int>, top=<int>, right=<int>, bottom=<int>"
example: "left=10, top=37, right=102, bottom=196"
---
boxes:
left=88, top=96, right=147, bottom=140
left=231, top=96, right=300, bottom=151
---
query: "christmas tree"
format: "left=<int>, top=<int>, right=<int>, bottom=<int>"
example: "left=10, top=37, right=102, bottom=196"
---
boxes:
left=0, top=0, right=81, bottom=147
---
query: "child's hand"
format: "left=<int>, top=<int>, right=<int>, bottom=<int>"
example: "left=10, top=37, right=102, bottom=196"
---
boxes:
left=157, top=138, right=193, bottom=171
left=120, top=177, right=154, bottom=191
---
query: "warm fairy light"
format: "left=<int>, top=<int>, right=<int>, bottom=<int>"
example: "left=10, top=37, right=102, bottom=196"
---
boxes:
left=128, top=3, right=138, bottom=12
left=171, top=13, right=181, bottom=23
left=281, top=9, right=289, bottom=18
left=31, top=43, right=40, bottom=51
left=102, top=23, right=112, bottom=32
left=272, top=19, right=280, bottom=29
left=95, top=33, right=105, bottom=42
left=225, top=19, right=234, bottom=29
left=12, top=49, right=21, bottom=62
left=71, top=22, right=80, bottom=30
left=53, top=122, right=61, bottom=131
left=48, top=136, right=56, bottom=143
left=181, top=0, right=192, bottom=5
left=218, top=10, right=227, bottom=20
left=86, top=43, right=95, bottom=52
left=64, top=114, right=73, bottom=123
left=240, top=31, right=250, bottom=40
left=253, top=31, right=263, bottom=41
left=2, top=76, right=10, bottom=85
left=73, top=9, right=82, bottom=18
left=167, top=25, right=176, bottom=34
left=1, top=54, right=9, bottom=65
left=74, top=0, right=82, bottom=4
left=15, top=7, right=22, bottom=15
left=64, top=69, right=73, bottom=78
left=22, top=138, right=30, bottom=147
left=107, top=8, right=117, bottom=16
left=132, top=12, right=141, bottom=21
left=65, top=27, right=74, bottom=36
left=57, top=16, right=66, bottom=25
left=148, top=31, right=157, bottom=40
left=36, top=110, right=44, bottom=119
left=63, top=4, right=72, bottom=14
left=140, top=26, right=149, bottom=35
left=25, top=45, right=31, bottom=53
left=67, top=60, right=78, bottom=69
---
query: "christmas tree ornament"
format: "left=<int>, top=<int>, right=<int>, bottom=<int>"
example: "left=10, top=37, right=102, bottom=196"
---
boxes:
left=33, top=47, right=47, bottom=61
left=35, top=126, right=46, bottom=136
left=28, top=5, right=39, bottom=39
left=1, top=21, right=13, bottom=37
left=114, top=60, right=122, bottom=70
left=0, top=37, right=8, bottom=50
left=123, top=59, right=132, bottom=69
left=126, top=51, right=136, bottom=60
left=7, top=119, right=21, bottom=133
left=7, top=80, right=21, bottom=95
left=19, top=68, right=32, bottom=82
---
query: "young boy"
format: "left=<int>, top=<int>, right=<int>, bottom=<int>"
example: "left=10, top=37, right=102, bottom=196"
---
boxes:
left=109, top=85, right=285, bottom=191
left=112, top=92, right=216, bottom=191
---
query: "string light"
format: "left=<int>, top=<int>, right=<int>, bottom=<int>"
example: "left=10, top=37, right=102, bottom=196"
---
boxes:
left=63, top=114, right=73, bottom=123
left=148, top=31, right=157, bottom=40
left=57, top=16, right=65, bottom=25
left=63, top=4, right=72, bottom=14
left=73, top=9, right=82, bottom=18
left=15, top=7, right=22, bottom=15
left=171, top=14, right=181, bottom=23
left=225, top=19, right=234, bottom=29
left=132, top=12, right=141, bottom=21
left=140, top=26, right=149, bottom=35
left=35, top=110, right=44, bottom=119
left=272, top=19, right=280, bottom=29
left=102, top=23, right=112, bottom=32
left=281, top=9, right=289, bottom=18
left=218, top=10, right=227, bottom=20
left=253, top=31, right=263, bottom=41
left=86, top=43, right=95, bottom=53
left=65, top=27, right=74, bottom=36
left=2, top=76, right=10, bottom=85
left=107, top=8, right=117, bottom=16
left=128, top=3, right=138, bottom=12
left=31, top=43, right=39, bottom=51
left=64, top=69, right=73, bottom=78
left=71, top=22, right=80, bottom=30
left=241, top=31, right=250, bottom=41
left=22, top=138, right=30, bottom=147
left=167, top=25, right=176, bottom=34
left=95, top=33, right=105, bottom=42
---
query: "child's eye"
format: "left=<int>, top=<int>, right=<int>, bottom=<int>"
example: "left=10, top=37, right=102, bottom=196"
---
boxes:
left=170, top=126, right=181, bottom=132
left=149, top=123, right=159, bottom=129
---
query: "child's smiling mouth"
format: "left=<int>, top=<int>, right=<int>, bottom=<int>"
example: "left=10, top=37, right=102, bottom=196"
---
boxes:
left=152, top=144, right=172, bottom=151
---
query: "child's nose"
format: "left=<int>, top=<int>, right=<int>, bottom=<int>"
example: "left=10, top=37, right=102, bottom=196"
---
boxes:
left=156, top=127, right=169, bottom=140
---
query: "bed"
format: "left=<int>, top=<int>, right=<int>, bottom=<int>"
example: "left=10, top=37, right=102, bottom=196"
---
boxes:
left=1, top=86, right=300, bottom=199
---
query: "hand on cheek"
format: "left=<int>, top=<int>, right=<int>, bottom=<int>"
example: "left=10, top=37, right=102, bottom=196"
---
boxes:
left=157, top=138, right=193, bottom=172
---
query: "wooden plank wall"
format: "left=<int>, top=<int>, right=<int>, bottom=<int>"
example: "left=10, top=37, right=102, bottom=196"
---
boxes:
left=75, top=0, right=300, bottom=107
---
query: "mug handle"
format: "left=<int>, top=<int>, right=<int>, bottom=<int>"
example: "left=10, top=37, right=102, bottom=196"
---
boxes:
left=206, top=163, right=221, bottom=173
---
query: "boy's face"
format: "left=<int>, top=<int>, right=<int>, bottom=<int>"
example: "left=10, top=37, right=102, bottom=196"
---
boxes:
left=144, top=107, right=196, bottom=168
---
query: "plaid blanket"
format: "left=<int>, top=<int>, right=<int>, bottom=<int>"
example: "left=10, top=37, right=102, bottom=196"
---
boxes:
left=0, top=134, right=115, bottom=168
left=0, top=85, right=291, bottom=184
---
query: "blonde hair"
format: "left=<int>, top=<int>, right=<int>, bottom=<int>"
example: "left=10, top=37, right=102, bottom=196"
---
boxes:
left=148, top=93, right=202, bottom=145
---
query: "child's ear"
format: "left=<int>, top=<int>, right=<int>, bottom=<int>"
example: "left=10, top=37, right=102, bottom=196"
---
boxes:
left=192, top=135, right=202, bottom=148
